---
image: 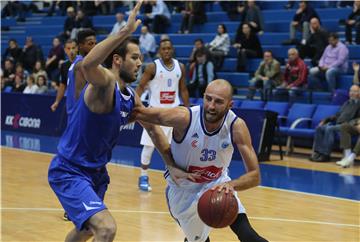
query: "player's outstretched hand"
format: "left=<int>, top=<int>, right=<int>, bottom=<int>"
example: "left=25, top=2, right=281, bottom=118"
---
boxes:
left=168, top=166, right=201, bottom=186
left=123, top=0, right=142, bottom=34
left=211, top=182, right=235, bottom=194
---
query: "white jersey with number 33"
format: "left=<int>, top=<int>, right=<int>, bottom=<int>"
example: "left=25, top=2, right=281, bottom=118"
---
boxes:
left=148, top=58, right=181, bottom=108
left=168, top=105, right=238, bottom=188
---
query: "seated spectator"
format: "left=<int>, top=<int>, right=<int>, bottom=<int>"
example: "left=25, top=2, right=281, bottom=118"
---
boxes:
left=12, top=74, right=25, bottom=93
left=345, top=0, right=360, bottom=45
left=2, top=39, right=22, bottom=65
left=71, top=9, right=93, bottom=39
left=308, top=33, right=349, bottom=92
left=47, top=1, right=77, bottom=17
left=247, top=50, right=281, bottom=101
left=23, top=75, right=39, bottom=94
left=240, top=0, right=265, bottom=34
left=45, top=37, right=65, bottom=83
left=207, top=24, right=230, bottom=71
left=188, top=39, right=211, bottom=79
left=283, top=1, right=319, bottom=45
left=14, top=63, right=29, bottom=83
left=179, top=1, right=206, bottom=34
left=310, top=85, right=360, bottom=162
left=336, top=119, right=360, bottom=168
left=32, top=60, right=48, bottom=83
left=2, top=58, right=15, bottom=86
left=273, top=48, right=308, bottom=101
left=298, top=17, right=329, bottom=67
left=233, top=23, right=263, bottom=72
left=59, top=6, right=76, bottom=42
left=139, top=26, right=156, bottom=62
left=353, top=62, right=359, bottom=85
left=109, top=12, right=126, bottom=35
left=1, top=1, right=27, bottom=22
left=20, top=36, right=44, bottom=72
left=36, top=75, right=48, bottom=94
left=187, top=47, right=215, bottom=98
left=143, top=0, right=171, bottom=34
left=94, top=0, right=115, bottom=15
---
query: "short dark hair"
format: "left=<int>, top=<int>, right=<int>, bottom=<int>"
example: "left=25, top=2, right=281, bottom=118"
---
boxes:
left=159, top=38, right=172, bottom=47
left=103, top=37, right=139, bottom=68
left=328, top=32, right=339, bottom=39
left=65, top=39, right=77, bottom=46
left=194, top=39, right=204, bottom=44
left=77, top=29, right=96, bottom=44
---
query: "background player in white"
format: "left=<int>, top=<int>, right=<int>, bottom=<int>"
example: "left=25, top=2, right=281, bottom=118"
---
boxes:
left=136, top=38, right=190, bottom=191
left=132, top=79, right=268, bottom=242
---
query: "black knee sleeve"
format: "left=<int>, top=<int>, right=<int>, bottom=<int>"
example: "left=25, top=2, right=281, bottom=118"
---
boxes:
left=230, top=213, right=268, bottom=242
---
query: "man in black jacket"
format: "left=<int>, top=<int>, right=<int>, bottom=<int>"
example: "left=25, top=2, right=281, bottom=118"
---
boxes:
left=298, top=17, right=328, bottom=66
left=310, top=85, right=360, bottom=162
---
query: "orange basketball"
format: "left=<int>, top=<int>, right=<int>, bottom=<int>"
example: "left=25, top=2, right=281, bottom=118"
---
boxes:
left=197, top=188, right=238, bottom=228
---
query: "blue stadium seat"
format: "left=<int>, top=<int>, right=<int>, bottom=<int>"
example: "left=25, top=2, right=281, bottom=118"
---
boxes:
left=240, top=100, right=265, bottom=110
left=264, top=101, right=289, bottom=119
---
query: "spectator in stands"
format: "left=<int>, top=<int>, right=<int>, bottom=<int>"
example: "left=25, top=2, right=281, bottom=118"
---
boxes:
left=139, top=26, right=157, bottom=62
left=207, top=24, right=231, bottom=71
left=336, top=119, right=360, bottom=168
left=35, top=75, right=48, bottom=94
left=1, top=1, right=27, bottom=22
left=233, top=23, right=263, bottom=72
left=109, top=12, right=126, bottom=35
left=345, top=0, right=360, bottom=45
left=14, top=63, right=29, bottom=83
left=187, top=47, right=215, bottom=98
left=310, top=85, right=360, bottom=162
left=188, top=39, right=211, bottom=79
left=59, top=6, right=76, bottom=42
left=239, top=0, right=265, bottom=34
left=179, top=1, right=206, bottom=34
left=353, top=62, right=359, bottom=84
left=283, top=1, right=319, bottom=45
left=308, top=33, right=349, bottom=92
left=23, top=75, right=38, bottom=94
left=70, top=9, right=93, bottom=39
left=47, top=1, right=77, bottom=17
left=143, top=0, right=171, bottom=34
left=273, top=48, right=308, bottom=101
left=94, top=0, right=115, bottom=15
left=298, top=17, right=329, bottom=66
left=2, top=58, right=15, bottom=86
left=2, top=39, right=22, bottom=65
left=247, top=50, right=281, bottom=101
left=79, top=1, right=97, bottom=16
left=20, top=36, right=44, bottom=72
left=12, top=74, right=25, bottom=93
left=32, top=61, right=48, bottom=83
left=45, top=37, right=65, bottom=83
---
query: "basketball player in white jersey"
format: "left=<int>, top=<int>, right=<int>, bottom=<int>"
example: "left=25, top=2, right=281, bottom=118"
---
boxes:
left=132, top=79, right=268, bottom=242
left=136, top=38, right=190, bottom=191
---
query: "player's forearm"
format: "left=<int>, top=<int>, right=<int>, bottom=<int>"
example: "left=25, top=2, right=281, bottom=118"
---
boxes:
left=181, top=88, right=190, bottom=107
left=54, top=84, right=66, bottom=104
left=228, top=169, right=261, bottom=191
left=82, top=28, right=131, bottom=69
left=143, top=123, right=177, bottom=167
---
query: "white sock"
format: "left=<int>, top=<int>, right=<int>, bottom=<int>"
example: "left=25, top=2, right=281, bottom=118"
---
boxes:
left=344, top=149, right=351, bottom=158
left=141, top=168, right=148, bottom=176
left=348, top=153, right=356, bottom=162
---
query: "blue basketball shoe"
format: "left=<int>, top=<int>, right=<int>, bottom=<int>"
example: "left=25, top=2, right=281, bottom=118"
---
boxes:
left=138, top=175, right=152, bottom=191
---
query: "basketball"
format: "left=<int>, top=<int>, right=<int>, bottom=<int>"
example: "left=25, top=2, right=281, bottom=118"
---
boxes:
left=197, top=188, right=238, bottom=228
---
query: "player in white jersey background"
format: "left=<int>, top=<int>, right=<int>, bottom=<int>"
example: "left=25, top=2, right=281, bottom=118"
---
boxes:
left=136, top=38, right=190, bottom=191
left=132, top=79, right=268, bottom=242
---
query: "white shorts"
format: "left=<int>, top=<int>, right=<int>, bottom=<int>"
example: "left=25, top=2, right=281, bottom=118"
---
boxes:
left=140, top=126, right=173, bottom=147
left=165, top=174, right=246, bottom=242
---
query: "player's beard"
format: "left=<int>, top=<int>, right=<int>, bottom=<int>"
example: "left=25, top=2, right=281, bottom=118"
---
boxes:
left=204, top=108, right=228, bottom=123
left=119, top=68, right=136, bottom=83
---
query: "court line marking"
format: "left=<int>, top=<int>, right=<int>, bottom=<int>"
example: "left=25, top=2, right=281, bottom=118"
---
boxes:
left=2, top=146, right=360, bottom=203
left=1, top=207, right=359, bottom=228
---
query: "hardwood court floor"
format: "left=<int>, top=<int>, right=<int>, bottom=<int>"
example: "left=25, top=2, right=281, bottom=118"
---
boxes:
left=1, top=147, right=359, bottom=242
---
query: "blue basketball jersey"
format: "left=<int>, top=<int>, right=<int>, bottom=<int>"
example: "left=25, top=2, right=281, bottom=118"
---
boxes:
left=57, top=75, right=135, bottom=168
left=66, top=55, right=83, bottom=113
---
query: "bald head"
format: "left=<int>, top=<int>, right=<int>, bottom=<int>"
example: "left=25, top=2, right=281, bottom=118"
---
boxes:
left=205, top=79, right=233, bottom=101
left=349, top=84, right=360, bottom=100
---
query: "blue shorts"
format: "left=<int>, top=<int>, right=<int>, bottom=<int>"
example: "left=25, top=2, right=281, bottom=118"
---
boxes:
left=48, top=155, right=110, bottom=230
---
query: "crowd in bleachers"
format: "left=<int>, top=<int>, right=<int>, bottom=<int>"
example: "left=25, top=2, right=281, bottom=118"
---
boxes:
left=1, top=0, right=360, bottom=165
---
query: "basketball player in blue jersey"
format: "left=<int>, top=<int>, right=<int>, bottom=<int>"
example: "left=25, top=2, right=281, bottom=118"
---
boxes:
left=48, top=2, right=195, bottom=241
left=132, top=79, right=268, bottom=242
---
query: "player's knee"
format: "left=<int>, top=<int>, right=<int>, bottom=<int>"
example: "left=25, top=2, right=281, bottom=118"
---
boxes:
left=141, top=145, right=154, bottom=165
left=95, top=221, right=117, bottom=241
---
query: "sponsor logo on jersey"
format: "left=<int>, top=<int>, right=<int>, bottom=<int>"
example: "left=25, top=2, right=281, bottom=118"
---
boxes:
left=119, top=122, right=135, bottom=131
left=191, top=133, right=199, bottom=138
left=221, top=142, right=230, bottom=149
left=188, top=165, right=222, bottom=183
left=167, top=78, right=172, bottom=87
left=191, top=140, right=198, bottom=148
left=160, top=91, right=175, bottom=104
left=5, top=114, right=41, bottom=129
left=120, top=111, right=129, bottom=118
